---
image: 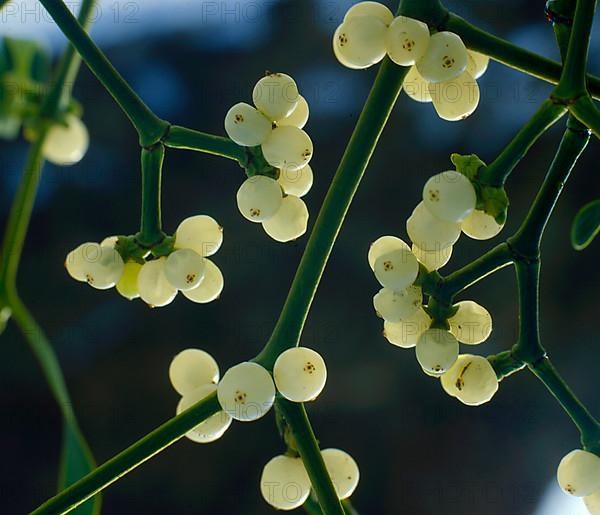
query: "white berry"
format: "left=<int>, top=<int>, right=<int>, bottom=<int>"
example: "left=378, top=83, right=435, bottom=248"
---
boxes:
left=466, top=50, right=489, bottom=79
left=174, top=215, right=223, bottom=257
left=333, top=16, right=387, bottom=69
left=277, top=164, right=313, bottom=197
left=321, top=448, right=360, bottom=500
left=428, top=71, right=480, bottom=121
left=584, top=489, right=600, bottom=514
left=164, top=249, right=205, bottom=291
left=403, top=65, right=432, bottom=103
left=262, top=195, right=309, bottom=242
left=253, top=73, right=299, bottom=122
left=416, top=328, right=459, bottom=375
left=42, top=115, right=89, bottom=165
left=273, top=347, right=327, bottom=402
left=236, top=175, right=283, bottom=222
left=65, top=243, right=124, bottom=290
left=416, top=31, right=467, bottom=83
left=448, top=300, right=492, bottom=345
left=100, top=235, right=118, bottom=248
left=557, top=450, right=600, bottom=497
left=176, top=383, right=232, bottom=443
left=217, top=362, right=275, bottom=422
left=260, top=455, right=311, bottom=510
left=440, top=354, right=498, bottom=405
left=406, top=201, right=461, bottom=252
left=422, top=170, right=476, bottom=223
left=461, top=209, right=504, bottom=240
left=411, top=243, right=453, bottom=271
left=261, top=126, right=313, bottom=172
left=116, top=261, right=142, bottom=300
left=169, top=348, right=219, bottom=396
left=137, top=257, right=177, bottom=307
left=368, top=235, right=410, bottom=271
left=65, top=242, right=99, bottom=282
left=383, top=307, right=431, bottom=348
left=277, top=95, right=309, bottom=129
left=373, top=285, right=422, bottom=322
left=345, top=2, right=394, bottom=24
left=181, top=258, right=224, bottom=304
left=386, top=16, right=430, bottom=66
left=224, top=102, right=272, bottom=147
left=373, top=247, right=419, bottom=291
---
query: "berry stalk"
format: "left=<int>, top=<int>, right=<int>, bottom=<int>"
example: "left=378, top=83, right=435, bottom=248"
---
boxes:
left=31, top=393, right=222, bottom=515
left=137, top=144, right=166, bottom=247
left=276, top=399, right=345, bottom=515
left=432, top=242, right=513, bottom=304
left=478, top=100, right=568, bottom=187
left=255, top=58, right=409, bottom=369
left=37, top=0, right=169, bottom=147
left=163, top=125, right=248, bottom=164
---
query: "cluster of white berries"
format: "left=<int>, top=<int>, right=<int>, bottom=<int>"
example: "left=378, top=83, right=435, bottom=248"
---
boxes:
left=224, top=72, right=313, bottom=242
left=368, top=170, right=502, bottom=405
left=65, top=215, right=224, bottom=307
left=168, top=346, right=355, bottom=510
left=42, top=114, right=89, bottom=165
left=333, top=2, right=490, bottom=121
left=170, top=346, right=326, bottom=425
left=260, top=448, right=359, bottom=510
left=556, top=449, right=600, bottom=514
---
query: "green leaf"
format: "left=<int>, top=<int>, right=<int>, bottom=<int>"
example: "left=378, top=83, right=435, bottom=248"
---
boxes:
left=450, top=153, right=486, bottom=181
left=571, top=199, right=600, bottom=250
left=480, top=186, right=510, bottom=225
left=59, top=422, right=101, bottom=515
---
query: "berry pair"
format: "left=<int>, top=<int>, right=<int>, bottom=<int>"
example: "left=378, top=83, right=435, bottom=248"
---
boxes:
left=260, top=449, right=359, bottom=510
left=169, top=349, right=232, bottom=443
left=215, top=347, right=327, bottom=423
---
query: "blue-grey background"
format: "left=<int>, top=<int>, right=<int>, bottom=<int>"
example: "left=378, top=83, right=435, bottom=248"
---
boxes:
left=0, top=1, right=599, bottom=514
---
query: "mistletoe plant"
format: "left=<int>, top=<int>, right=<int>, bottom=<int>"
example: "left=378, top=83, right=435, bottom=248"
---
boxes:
left=1, top=0, right=600, bottom=513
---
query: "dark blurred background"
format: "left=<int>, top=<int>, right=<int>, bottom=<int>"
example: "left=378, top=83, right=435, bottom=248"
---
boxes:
left=1, top=1, right=599, bottom=514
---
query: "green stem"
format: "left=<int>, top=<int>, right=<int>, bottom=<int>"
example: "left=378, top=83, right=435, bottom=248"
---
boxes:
left=444, top=14, right=600, bottom=100
left=398, top=0, right=446, bottom=22
left=163, top=126, right=247, bottom=164
left=431, top=243, right=513, bottom=303
left=39, top=0, right=97, bottom=116
left=529, top=358, right=600, bottom=453
left=276, top=399, right=344, bottom=515
left=569, top=95, right=600, bottom=138
left=37, top=0, right=169, bottom=146
left=511, top=261, right=545, bottom=364
left=487, top=350, right=526, bottom=380
left=478, top=100, right=568, bottom=186
left=553, top=0, right=597, bottom=99
left=137, top=145, right=166, bottom=247
left=509, top=121, right=590, bottom=257
left=31, top=393, right=221, bottom=515
left=0, top=135, right=46, bottom=292
left=255, top=59, right=408, bottom=369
